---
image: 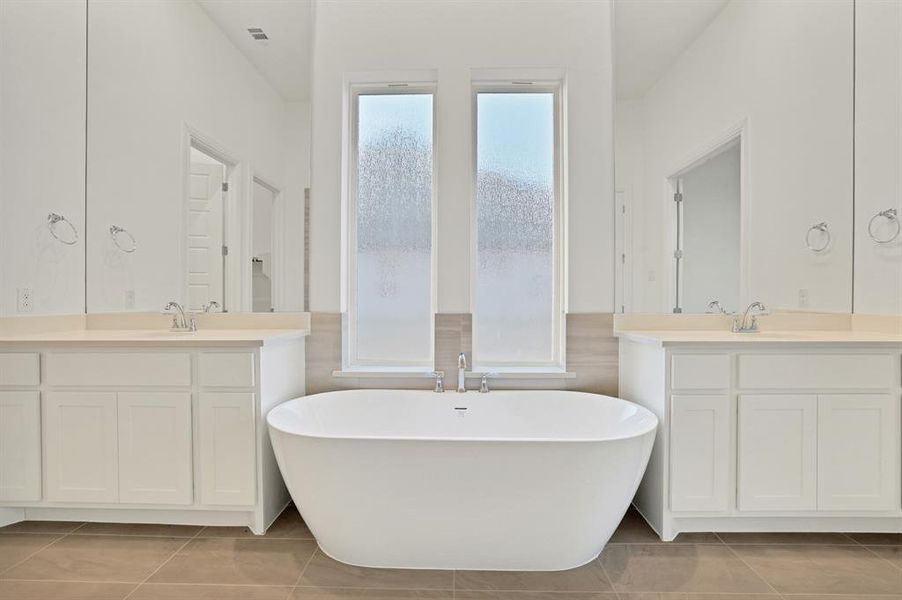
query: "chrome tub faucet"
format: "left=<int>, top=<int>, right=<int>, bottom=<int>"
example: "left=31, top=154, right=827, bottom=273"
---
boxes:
left=457, top=353, right=467, bottom=393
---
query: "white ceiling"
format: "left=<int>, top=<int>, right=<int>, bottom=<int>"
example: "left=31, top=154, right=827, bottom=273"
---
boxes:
left=615, top=0, right=729, bottom=101
left=196, top=0, right=313, bottom=102
left=196, top=0, right=725, bottom=104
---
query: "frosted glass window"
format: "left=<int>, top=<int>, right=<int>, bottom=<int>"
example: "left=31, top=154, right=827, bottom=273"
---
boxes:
left=351, top=92, right=434, bottom=367
left=475, top=91, right=560, bottom=367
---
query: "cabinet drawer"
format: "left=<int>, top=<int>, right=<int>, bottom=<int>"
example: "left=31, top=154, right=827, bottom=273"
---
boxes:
left=672, top=354, right=731, bottom=389
left=0, top=353, right=40, bottom=386
left=738, top=354, right=895, bottom=389
left=45, top=352, right=191, bottom=387
left=198, top=352, right=255, bottom=388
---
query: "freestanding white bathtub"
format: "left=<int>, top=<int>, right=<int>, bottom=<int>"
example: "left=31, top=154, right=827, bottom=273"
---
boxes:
left=267, top=389, right=657, bottom=571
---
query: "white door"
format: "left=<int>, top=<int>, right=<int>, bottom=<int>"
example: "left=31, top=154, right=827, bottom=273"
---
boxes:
left=670, top=395, right=730, bottom=512
left=197, top=392, right=255, bottom=506
left=818, top=394, right=900, bottom=511
left=118, top=392, right=193, bottom=505
left=45, top=392, right=118, bottom=503
left=188, top=162, right=225, bottom=311
left=0, top=392, right=41, bottom=501
left=738, top=394, right=817, bottom=511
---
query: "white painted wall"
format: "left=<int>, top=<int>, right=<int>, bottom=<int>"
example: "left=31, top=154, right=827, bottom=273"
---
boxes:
left=619, top=0, right=854, bottom=313
left=854, top=0, right=902, bottom=315
left=86, top=0, right=293, bottom=313
left=0, top=0, right=86, bottom=316
left=309, top=0, right=616, bottom=313
left=680, top=143, right=740, bottom=314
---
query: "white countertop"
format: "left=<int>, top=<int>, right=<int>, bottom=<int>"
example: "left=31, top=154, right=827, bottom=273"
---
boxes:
left=616, top=329, right=902, bottom=347
left=0, top=328, right=308, bottom=347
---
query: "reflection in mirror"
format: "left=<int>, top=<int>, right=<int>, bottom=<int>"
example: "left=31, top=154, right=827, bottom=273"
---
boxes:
left=615, top=0, right=854, bottom=314
left=252, top=178, right=279, bottom=313
left=673, top=139, right=740, bottom=314
left=187, top=146, right=229, bottom=312
left=86, top=0, right=311, bottom=314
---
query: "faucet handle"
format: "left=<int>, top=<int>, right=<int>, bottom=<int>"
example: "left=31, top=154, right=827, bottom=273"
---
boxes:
left=432, top=371, right=444, bottom=393
left=457, top=352, right=467, bottom=369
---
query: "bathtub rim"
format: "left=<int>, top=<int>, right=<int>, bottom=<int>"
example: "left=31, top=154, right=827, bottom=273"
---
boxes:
left=267, top=389, right=658, bottom=444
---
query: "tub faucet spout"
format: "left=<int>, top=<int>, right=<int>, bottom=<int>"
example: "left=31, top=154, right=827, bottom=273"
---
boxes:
left=457, top=353, right=467, bottom=393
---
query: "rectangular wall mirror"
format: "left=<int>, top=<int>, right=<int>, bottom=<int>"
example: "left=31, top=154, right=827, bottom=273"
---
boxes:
left=84, top=0, right=311, bottom=314
left=615, top=0, right=855, bottom=314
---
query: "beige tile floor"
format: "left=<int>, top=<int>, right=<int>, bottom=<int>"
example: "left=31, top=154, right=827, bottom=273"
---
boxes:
left=0, top=507, right=900, bottom=600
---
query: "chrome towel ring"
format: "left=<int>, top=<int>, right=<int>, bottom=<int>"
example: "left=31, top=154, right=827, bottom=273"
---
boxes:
left=806, top=222, right=831, bottom=253
left=110, top=225, right=137, bottom=253
left=47, top=213, right=78, bottom=245
left=867, top=208, right=899, bottom=244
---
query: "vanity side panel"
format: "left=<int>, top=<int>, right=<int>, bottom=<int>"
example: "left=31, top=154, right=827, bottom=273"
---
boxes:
left=618, top=338, right=667, bottom=536
left=258, top=339, right=306, bottom=530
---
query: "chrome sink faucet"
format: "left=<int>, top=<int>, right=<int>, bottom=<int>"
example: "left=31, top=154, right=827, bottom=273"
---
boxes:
left=457, top=353, right=467, bottom=393
left=732, top=301, right=767, bottom=333
left=164, top=301, right=197, bottom=332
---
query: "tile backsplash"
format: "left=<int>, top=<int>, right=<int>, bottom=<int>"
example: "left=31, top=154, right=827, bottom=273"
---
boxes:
left=305, top=312, right=618, bottom=396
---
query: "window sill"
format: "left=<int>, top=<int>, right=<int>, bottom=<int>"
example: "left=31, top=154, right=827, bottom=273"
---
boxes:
left=332, top=369, right=438, bottom=379
left=465, top=370, right=577, bottom=380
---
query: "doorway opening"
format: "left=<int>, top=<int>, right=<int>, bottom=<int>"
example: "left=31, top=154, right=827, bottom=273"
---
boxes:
left=668, top=134, right=743, bottom=314
left=251, top=177, right=281, bottom=312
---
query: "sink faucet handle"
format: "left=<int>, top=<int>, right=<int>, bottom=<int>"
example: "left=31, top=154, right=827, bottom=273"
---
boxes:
left=457, top=352, right=467, bottom=369
left=432, top=371, right=444, bottom=393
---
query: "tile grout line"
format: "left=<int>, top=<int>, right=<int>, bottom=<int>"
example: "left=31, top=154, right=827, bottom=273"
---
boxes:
left=120, top=527, right=203, bottom=600
left=717, top=535, right=786, bottom=600
left=847, top=534, right=902, bottom=573
left=0, top=523, right=87, bottom=579
left=290, top=544, right=321, bottom=596
left=594, top=549, right=620, bottom=600
left=0, top=533, right=67, bottom=579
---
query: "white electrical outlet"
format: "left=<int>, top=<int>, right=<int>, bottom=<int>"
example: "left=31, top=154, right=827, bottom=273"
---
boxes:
left=16, top=288, right=33, bottom=313
left=798, top=288, right=809, bottom=308
left=125, top=290, right=136, bottom=310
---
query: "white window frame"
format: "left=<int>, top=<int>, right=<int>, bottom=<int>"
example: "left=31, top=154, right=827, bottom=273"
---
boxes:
left=470, top=81, right=566, bottom=372
left=344, top=82, right=438, bottom=371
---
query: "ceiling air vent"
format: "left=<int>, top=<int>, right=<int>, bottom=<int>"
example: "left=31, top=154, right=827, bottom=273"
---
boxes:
left=247, top=27, right=269, bottom=41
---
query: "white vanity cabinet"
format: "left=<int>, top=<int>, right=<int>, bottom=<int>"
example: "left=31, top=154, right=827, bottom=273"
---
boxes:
left=619, top=336, right=902, bottom=541
left=0, top=391, right=42, bottom=502
left=738, top=394, right=818, bottom=511
left=117, top=392, right=193, bottom=505
left=0, top=335, right=305, bottom=534
left=44, top=392, right=120, bottom=503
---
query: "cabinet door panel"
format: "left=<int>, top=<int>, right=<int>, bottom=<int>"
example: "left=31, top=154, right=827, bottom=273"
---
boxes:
left=0, top=392, right=41, bottom=501
left=118, top=392, right=192, bottom=505
left=197, top=392, right=255, bottom=506
left=45, top=392, right=118, bottom=503
left=738, top=395, right=817, bottom=511
left=670, top=395, right=730, bottom=512
left=818, top=394, right=899, bottom=511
